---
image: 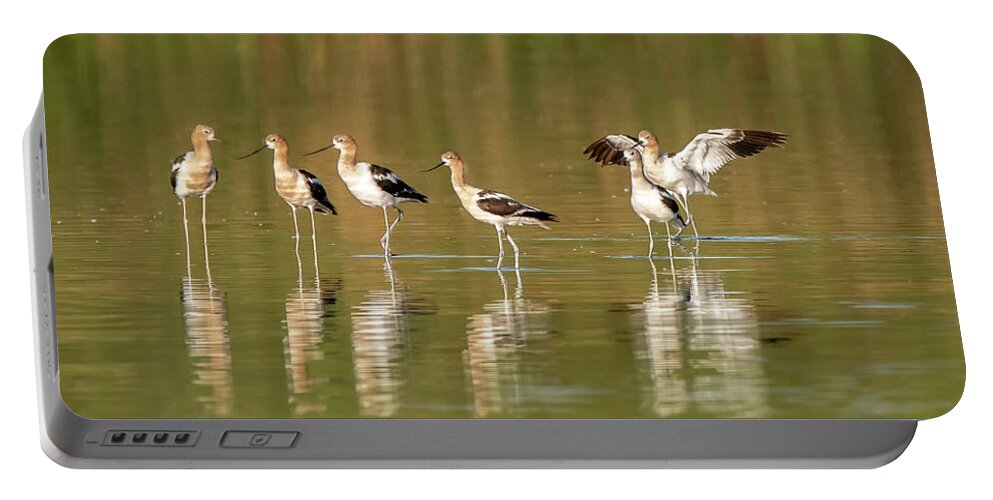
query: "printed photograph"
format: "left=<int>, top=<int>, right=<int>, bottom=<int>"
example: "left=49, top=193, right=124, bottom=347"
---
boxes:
left=43, top=34, right=963, bottom=419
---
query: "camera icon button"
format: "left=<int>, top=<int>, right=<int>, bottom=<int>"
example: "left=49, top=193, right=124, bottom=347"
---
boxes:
left=220, top=431, right=298, bottom=449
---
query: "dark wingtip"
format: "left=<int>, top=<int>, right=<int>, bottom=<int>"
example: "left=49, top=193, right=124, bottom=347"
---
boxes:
left=400, top=192, right=428, bottom=203
left=536, top=211, right=559, bottom=222
left=744, top=130, right=789, bottom=146
left=732, top=130, right=791, bottom=157
left=582, top=137, right=629, bottom=167
left=316, top=204, right=338, bottom=215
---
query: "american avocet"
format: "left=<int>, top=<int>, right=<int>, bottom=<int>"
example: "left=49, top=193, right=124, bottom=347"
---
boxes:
left=303, top=135, right=427, bottom=257
left=621, top=148, right=687, bottom=257
left=237, top=134, right=337, bottom=275
left=171, top=124, right=222, bottom=277
left=425, top=151, right=558, bottom=269
left=585, top=128, right=788, bottom=238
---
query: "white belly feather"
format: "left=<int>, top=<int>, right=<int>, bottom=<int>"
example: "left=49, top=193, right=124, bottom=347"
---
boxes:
left=631, top=190, right=672, bottom=223
left=339, top=165, right=395, bottom=208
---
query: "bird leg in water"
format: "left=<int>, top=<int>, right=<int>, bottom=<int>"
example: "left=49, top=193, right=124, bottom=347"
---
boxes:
left=645, top=219, right=655, bottom=258
left=383, top=252, right=395, bottom=280
left=496, top=268, right=509, bottom=301
left=648, top=257, right=659, bottom=294
left=495, top=227, right=506, bottom=268
left=671, top=220, right=687, bottom=240
left=289, top=205, right=303, bottom=285
left=505, top=231, right=521, bottom=269
left=309, top=206, right=320, bottom=279
left=201, top=196, right=212, bottom=283
left=380, top=207, right=405, bottom=256
left=681, top=193, right=700, bottom=239
left=182, top=198, right=191, bottom=278
left=388, top=208, right=404, bottom=256
left=380, top=207, right=390, bottom=252
left=293, top=241, right=304, bottom=287
left=289, top=204, right=301, bottom=254
left=665, top=222, right=675, bottom=258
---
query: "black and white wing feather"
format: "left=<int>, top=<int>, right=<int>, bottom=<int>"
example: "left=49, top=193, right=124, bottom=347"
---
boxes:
left=476, top=190, right=558, bottom=223
left=170, top=151, right=193, bottom=190
left=671, top=129, right=788, bottom=181
left=583, top=134, right=641, bottom=166
left=369, top=164, right=429, bottom=203
left=653, top=183, right=686, bottom=227
left=299, top=169, right=338, bottom=215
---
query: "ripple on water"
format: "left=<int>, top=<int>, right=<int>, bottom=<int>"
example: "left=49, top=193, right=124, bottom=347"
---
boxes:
left=431, top=266, right=576, bottom=274
left=351, top=254, right=495, bottom=259
left=607, top=255, right=773, bottom=261
left=841, top=301, right=916, bottom=310
left=692, top=235, right=816, bottom=242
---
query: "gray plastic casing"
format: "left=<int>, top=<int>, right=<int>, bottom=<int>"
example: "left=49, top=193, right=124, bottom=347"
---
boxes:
left=24, top=99, right=917, bottom=468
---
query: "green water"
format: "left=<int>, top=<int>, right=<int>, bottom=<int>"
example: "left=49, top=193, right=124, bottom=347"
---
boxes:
left=42, top=34, right=963, bottom=419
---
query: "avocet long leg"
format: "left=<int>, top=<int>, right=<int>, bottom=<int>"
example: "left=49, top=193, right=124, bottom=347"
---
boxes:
left=201, top=195, right=212, bottom=283
left=289, top=205, right=302, bottom=283
left=668, top=255, right=677, bottom=292
left=181, top=198, right=191, bottom=278
left=380, top=207, right=391, bottom=252
left=682, top=193, right=700, bottom=239
left=644, top=218, right=655, bottom=258
left=664, top=222, right=674, bottom=258
left=385, top=208, right=404, bottom=256
left=289, top=203, right=301, bottom=253
left=495, top=226, right=506, bottom=269
left=505, top=231, right=521, bottom=269
left=648, top=257, right=659, bottom=292
left=309, top=206, right=320, bottom=278
left=496, top=268, right=509, bottom=302
left=293, top=243, right=304, bottom=287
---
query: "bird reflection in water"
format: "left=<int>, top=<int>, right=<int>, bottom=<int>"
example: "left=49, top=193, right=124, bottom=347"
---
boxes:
left=350, top=259, right=432, bottom=417
left=631, top=256, right=767, bottom=417
left=283, top=277, right=339, bottom=416
left=464, top=269, right=551, bottom=417
left=181, top=277, right=232, bottom=417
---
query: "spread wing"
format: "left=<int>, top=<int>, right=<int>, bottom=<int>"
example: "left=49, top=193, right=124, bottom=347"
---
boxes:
left=299, top=169, right=337, bottom=215
left=583, top=134, right=641, bottom=167
left=368, top=164, right=428, bottom=203
left=671, top=129, right=788, bottom=181
left=476, top=190, right=558, bottom=222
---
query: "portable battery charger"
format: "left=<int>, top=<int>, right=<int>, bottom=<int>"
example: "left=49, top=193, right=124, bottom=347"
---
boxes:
left=25, top=34, right=963, bottom=468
